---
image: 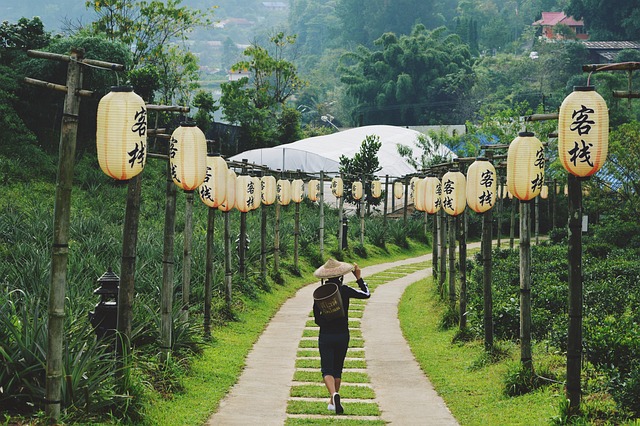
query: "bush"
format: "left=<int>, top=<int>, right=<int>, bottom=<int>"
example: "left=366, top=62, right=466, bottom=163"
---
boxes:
left=387, top=219, right=409, bottom=248
left=503, top=362, right=548, bottom=396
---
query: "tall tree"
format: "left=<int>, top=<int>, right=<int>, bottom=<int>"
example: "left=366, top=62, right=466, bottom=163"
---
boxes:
left=566, top=0, right=640, bottom=40
left=339, top=134, right=382, bottom=206
left=339, top=25, right=475, bottom=126
left=219, top=32, right=305, bottom=151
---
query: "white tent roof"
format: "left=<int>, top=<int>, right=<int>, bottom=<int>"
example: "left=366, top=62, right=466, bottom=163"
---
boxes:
left=229, top=125, right=455, bottom=178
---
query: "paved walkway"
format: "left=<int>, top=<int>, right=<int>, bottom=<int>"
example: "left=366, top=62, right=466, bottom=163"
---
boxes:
left=207, top=251, right=462, bottom=425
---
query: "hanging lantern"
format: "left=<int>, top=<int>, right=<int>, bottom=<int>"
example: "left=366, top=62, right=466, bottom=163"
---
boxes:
left=331, top=177, right=343, bottom=197
left=277, top=179, right=291, bottom=206
left=466, top=157, right=497, bottom=214
left=507, top=132, right=545, bottom=201
left=424, top=176, right=442, bottom=214
left=199, top=156, right=227, bottom=208
left=236, top=175, right=258, bottom=213
left=507, top=190, right=513, bottom=200
left=558, top=86, right=609, bottom=177
left=96, top=86, right=147, bottom=180
left=371, top=180, right=382, bottom=198
left=261, top=175, right=277, bottom=205
left=251, top=176, right=262, bottom=210
left=307, top=179, right=320, bottom=202
left=409, top=177, right=419, bottom=204
left=564, top=184, right=568, bottom=196
left=540, top=185, right=549, bottom=200
left=441, top=168, right=466, bottom=216
left=352, top=181, right=363, bottom=200
left=393, top=181, right=404, bottom=199
left=414, top=178, right=427, bottom=212
left=218, top=169, right=237, bottom=212
left=292, top=179, right=304, bottom=203
left=169, top=121, right=207, bottom=191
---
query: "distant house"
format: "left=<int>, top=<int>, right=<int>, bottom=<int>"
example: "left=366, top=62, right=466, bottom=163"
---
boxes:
left=262, top=2, right=287, bottom=11
left=228, top=69, right=250, bottom=82
left=583, top=41, right=640, bottom=63
left=533, top=12, right=588, bottom=40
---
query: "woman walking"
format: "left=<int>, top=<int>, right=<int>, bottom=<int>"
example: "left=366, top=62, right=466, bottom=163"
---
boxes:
left=312, top=258, right=370, bottom=414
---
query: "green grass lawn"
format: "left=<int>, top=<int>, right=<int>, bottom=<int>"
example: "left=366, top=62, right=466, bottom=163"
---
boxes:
left=399, top=277, right=563, bottom=426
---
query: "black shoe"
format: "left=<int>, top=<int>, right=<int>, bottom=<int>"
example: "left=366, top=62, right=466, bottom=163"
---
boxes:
left=333, top=392, right=343, bottom=414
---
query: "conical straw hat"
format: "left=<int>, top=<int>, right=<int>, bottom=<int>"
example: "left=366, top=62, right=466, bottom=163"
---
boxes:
left=313, top=258, right=354, bottom=279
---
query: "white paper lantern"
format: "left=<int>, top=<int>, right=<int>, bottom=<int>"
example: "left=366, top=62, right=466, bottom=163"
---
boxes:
left=292, top=179, right=304, bottom=203
left=199, top=156, right=227, bottom=208
left=218, top=169, right=237, bottom=212
left=169, top=121, right=207, bottom=191
left=331, top=177, right=343, bottom=197
left=507, top=132, right=545, bottom=201
left=307, top=179, right=320, bottom=201
left=371, top=180, right=382, bottom=198
left=441, top=169, right=466, bottom=216
left=277, top=179, right=291, bottom=206
left=352, top=181, right=363, bottom=200
left=96, top=86, right=147, bottom=180
left=466, top=157, right=497, bottom=213
left=261, top=175, right=277, bottom=205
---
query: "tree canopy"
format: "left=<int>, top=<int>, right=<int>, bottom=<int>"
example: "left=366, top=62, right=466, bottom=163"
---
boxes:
left=339, top=25, right=475, bottom=126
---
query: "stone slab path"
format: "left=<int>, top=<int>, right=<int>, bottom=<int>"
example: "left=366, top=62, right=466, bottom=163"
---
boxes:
left=206, top=250, right=466, bottom=425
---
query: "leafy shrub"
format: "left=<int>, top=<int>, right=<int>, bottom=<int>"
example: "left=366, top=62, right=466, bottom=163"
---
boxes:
left=387, top=219, right=408, bottom=248
left=366, top=217, right=387, bottom=249
left=353, top=243, right=367, bottom=258
left=609, top=362, right=640, bottom=417
left=503, top=362, right=549, bottom=396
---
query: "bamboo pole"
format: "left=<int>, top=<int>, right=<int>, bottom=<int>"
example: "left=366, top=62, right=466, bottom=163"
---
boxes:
left=519, top=201, right=533, bottom=372
left=496, top=182, right=502, bottom=248
left=403, top=177, right=409, bottom=224
left=294, top=201, right=300, bottom=273
left=458, top=212, right=467, bottom=330
left=181, top=191, right=194, bottom=321
left=432, top=212, right=438, bottom=281
left=160, top=162, right=177, bottom=362
left=448, top=215, right=456, bottom=311
left=566, top=174, right=583, bottom=413
left=359, top=177, right=365, bottom=246
left=239, top=211, right=247, bottom=278
left=260, top=203, right=268, bottom=284
left=439, top=209, right=447, bottom=298
left=338, top=195, right=344, bottom=250
left=319, top=171, right=325, bottom=258
left=510, top=198, right=516, bottom=249
left=204, top=207, right=215, bottom=338
left=45, top=48, right=84, bottom=422
left=224, top=211, right=232, bottom=313
left=383, top=175, right=389, bottom=226
left=274, top=202, right=280, bottom=272
left=117, top=173, right=142, bottom=359
left=535, top=196, right=540, bottom=245
left=482, top=208, right=494, bottom=351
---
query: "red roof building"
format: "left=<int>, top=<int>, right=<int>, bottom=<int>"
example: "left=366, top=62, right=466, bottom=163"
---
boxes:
left=533, top=12, right=588, bottom=40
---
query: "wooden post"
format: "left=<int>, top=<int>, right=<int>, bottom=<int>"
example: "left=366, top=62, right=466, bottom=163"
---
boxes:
left=319, top=171, right=325, bottom=258
left=161, top=162, right=177, bottom=361
left=181, top=191, right=194, bottom=321
left=519, top=201, right=533, bottom=372
left=44, top=48, right=84, bottom=422
left=117, top=173, right=142, bottom=358
left=566, top=174, right=583, bottom=412
left=458, top=212, right=467, bottom=330
left=448, top=215, right=456, bottom=311
left=482, top=207, right=494, bottom=350
left=204, top=207, right=215, bottom=338
left=224, top=210, right=233, bottom=312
